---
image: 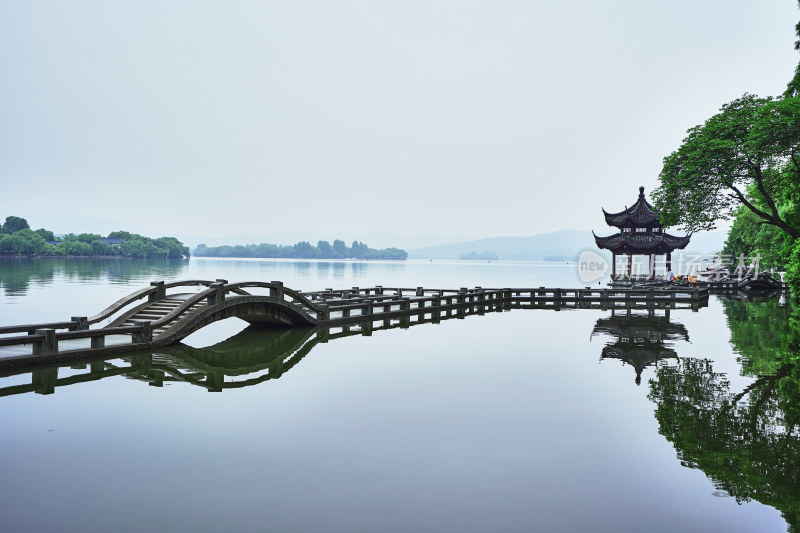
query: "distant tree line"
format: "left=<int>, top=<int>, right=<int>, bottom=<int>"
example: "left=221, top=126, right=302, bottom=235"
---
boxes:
left=0, top=216, right=190, bottom=258
left=194, top=239, right=407, bottom=260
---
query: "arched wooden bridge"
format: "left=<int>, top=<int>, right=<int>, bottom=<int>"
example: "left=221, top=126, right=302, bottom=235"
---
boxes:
left=0, top=279, right=709, bottom=368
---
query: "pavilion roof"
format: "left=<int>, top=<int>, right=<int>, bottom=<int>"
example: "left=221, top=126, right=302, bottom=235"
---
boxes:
left=591, top=314, right=689, bottom=343
left=602, top=186, right=660, bottom=227
left=592, top=231, right=691, bottom=254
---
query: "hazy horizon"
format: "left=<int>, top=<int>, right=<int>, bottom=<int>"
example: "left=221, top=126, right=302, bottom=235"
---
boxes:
left=1, top=1, right=795, bottom=239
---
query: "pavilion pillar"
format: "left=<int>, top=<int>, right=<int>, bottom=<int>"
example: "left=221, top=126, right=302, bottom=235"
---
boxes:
left=612, top=254, right=617, bottom=280
left=666, top=252, right=672, bottom=271
left=649, top=254, right=655, bottom=280
left=627, top=254, right=632, bottom=279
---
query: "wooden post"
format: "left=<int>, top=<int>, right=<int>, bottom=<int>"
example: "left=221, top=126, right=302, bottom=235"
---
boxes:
left=361, top=321, right=373, bottom=336
left=627, top=254, right=632, bottom=279
left=33, top=328, right=57, bottom=355
left=149, top=281, right=166, bottom=302
left=70, top=316, right=88, bottom=330
left=207, top=282, right=225, bottom=305
left=270, top=281, right=284, bottom=300
left=649, top=254, right=655, bottom=280
left=133, top=321, right=152, bottom=344
left=666, top=252, right=672, bottom=272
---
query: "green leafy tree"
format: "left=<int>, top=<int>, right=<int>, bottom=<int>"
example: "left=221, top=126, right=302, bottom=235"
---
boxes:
left=34, top=228, right=55, bottom=242
left=293, top=241, right=316, bottom=258
left=722, top=196, right=792, bottom=271
left=0, top=229, right=45, bottom=254
left=75, top=233, right=101, bottom=244
left=107, top=231, right=132, bottom=240
left=316, top=240, right=335, bottom=258
left=56, top=240, right=92, bottom=256
left=653, top=94, right=800, bottom=239
left=2, top=216, right=30, bottom=234
left=332, top=239, right=348, bottom=258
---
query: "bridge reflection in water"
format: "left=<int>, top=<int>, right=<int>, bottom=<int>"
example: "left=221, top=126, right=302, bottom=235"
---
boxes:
left=0, top=298, right=517, bottom=396
left=1, top=300, right=700, bottom=397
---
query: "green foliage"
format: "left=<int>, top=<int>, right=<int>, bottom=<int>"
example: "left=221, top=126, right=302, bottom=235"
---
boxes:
left=0, top=216, right=189, bottom=258
left=653, top=94, right=800, bottom=238
left=653, top=19, right=800, bottom=293
left=722, top=205, right=791, bottom=271
left=1, top=216, right=30, bottom=234
left=193, top=239, right=407, bottom=260
left=786, top=240, right=800, bottom=293
left=34, top=228, right=54, bottom=242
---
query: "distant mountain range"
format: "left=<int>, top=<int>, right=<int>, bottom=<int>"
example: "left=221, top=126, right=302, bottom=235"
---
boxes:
left=408, top=229, right=728, bottom=261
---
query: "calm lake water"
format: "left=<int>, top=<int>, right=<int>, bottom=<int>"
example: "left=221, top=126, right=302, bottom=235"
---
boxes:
left=0, top=257, right=797, bottom=532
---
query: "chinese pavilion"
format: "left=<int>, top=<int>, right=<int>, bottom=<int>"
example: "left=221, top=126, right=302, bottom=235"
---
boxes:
left=593, top=186, right=690, bottom=280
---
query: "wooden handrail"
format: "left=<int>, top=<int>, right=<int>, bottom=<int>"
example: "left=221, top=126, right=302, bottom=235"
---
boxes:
left=0, top=334, right=44, bottom=347
left=87, top=280, right=233, bottom=325
left=87, top=286, right=157, bottom=325
left=0, top=321, right=78, bottom=335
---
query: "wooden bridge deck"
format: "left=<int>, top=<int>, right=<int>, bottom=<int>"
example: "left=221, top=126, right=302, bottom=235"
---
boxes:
left=0, top=279, right=710, bottom=369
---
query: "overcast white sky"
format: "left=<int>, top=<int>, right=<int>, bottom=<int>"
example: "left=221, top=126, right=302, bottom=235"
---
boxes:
left=0, top=1, right=797, bottom=240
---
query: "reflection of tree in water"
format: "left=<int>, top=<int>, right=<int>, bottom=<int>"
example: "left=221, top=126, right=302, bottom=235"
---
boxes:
left=722, top=292, right=795, bottom=376
left=649, top=295, right=800, bottom=532
left=0, top=257, right=189, bottom=296
left=592, top=308, right=687, bottom=385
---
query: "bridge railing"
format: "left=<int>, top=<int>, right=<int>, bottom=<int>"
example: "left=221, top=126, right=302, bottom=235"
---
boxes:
left=225, top=281, right=324, bottom=320
left=0, top=282, right=713, bottom=363
left=0, top=280, right=233, bottom=339
left=0, top=323, right=152, bottom=359
left=85, top=279, right=241, bottom=327
left=145, top=281, right=326, bottom=333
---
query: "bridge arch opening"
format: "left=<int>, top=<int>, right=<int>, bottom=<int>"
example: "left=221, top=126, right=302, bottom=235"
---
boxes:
left=181, top=317, right=249, bottom=349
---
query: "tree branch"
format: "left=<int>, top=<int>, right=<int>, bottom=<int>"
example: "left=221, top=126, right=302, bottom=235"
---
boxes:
left=791, top=150, right=800, bottom=174
left=751, top=164, right=781, bottom=220
left=729, top=183, right=799, bottom=239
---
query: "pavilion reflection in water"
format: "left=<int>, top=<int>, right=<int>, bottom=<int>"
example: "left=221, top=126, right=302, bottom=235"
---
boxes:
left=591, top=308, right=689, bottom=385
